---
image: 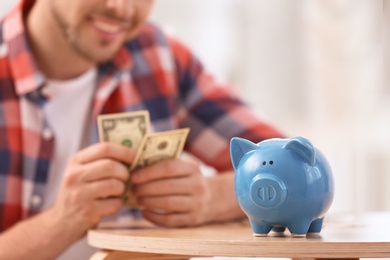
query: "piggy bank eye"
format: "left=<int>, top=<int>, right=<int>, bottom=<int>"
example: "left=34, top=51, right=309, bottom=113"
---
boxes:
left=269, top=160, right=274, bottom=165
left=262, top=161, right=266, bottom=166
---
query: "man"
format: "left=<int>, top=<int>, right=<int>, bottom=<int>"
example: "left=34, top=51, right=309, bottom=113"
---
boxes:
left=0, top=0, right=283, bottom=259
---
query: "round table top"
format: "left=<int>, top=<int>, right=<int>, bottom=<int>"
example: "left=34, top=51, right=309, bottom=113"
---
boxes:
left=88, top=211, right=390, bottom=258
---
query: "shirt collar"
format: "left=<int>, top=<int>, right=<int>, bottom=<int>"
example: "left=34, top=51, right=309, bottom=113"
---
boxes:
left=3, top=0, right=45, bottom=96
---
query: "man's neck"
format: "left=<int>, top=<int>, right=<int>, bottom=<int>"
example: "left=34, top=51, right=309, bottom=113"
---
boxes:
left=25, top=1, right=95, bottom=80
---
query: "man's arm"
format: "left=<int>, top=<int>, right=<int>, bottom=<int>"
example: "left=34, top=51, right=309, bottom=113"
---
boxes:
left=0, top=143, right=135, bottom=259
left=206, top=170, right=245, bottom=223
left=0, top=208, right=82, bottom=260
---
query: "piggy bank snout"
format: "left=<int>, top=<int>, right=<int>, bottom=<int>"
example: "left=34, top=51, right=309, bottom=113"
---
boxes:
left=250, top=174, right=287, bottom=209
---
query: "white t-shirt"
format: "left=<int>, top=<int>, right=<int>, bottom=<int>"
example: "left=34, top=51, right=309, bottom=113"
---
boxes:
left=42, top=68, right=98, bottom=260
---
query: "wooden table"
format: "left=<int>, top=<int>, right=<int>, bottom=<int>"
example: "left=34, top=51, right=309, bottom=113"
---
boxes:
left=88, top=211, right=390, bottom=260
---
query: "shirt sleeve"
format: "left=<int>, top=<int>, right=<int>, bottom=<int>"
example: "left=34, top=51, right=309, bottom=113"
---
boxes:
left=168, top=37, right=285, bottom=172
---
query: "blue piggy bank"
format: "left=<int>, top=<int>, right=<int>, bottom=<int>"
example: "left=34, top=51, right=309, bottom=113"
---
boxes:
left=230, top=136, right=334, bottom=237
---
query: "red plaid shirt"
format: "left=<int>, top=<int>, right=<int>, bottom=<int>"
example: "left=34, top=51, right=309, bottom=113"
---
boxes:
left=0, top=0, right=283, bottom=231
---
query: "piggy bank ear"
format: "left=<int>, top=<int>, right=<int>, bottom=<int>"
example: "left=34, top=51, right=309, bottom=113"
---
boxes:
left=230, top=137, right=258, bottom=171
left=283, top=136, right=316, bottom=166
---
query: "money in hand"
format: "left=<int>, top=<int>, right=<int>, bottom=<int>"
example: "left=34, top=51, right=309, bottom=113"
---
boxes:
left=97, top=111, right=150, bottom=208
left=97, top=110, right=190, bottom=209
left=130, top=128, right=190, bottom=171
left=97, top=110, right=150, bottom=149
left=123, top=128, right=190, bottom=208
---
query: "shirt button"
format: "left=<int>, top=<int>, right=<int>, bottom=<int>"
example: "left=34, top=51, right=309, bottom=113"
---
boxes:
left=30, top=91, right=40, bottom=100
left=42, top=128, right=53, bottom=140
left=41, top=86, right=51, bottom=97
left=30, top=194, right=43, bottom=208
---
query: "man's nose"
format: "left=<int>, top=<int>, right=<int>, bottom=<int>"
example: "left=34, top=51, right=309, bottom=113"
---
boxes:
left=105, top=0, right=136, bottom=20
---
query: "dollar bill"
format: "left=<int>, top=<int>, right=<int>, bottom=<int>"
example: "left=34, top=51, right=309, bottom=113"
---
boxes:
left=97, top=110, right=151, bottom=208
left=97, top=110, right=150, bottom=149
left=123, top=128, right=190, bottom=208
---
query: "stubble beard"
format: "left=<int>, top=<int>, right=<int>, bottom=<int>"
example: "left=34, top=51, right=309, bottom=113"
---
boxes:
left=49, top=1, right=113, bottom=63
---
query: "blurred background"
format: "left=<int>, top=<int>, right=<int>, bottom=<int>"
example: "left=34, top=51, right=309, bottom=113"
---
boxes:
left=1, top=0, right=389, bottom=217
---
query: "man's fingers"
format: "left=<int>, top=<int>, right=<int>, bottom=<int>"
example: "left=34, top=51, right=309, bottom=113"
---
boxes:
left=133, top=177, right=198, bottom=197
left=138, top=195, right=192, bottom=213
left=94, top=198, right=123, bottom=217
left=78, top=159, right=130, bottom=182
left=84, top=179, right=126, bottom=199
left=141, top=210, right=200, bottom=227
left=72, top=142, right=136, bottom=165
left=131, top=159, right=199, bottom=184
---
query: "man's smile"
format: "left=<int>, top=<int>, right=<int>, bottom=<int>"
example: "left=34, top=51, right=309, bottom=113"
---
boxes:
left=90, top=14, right=131, bottom=40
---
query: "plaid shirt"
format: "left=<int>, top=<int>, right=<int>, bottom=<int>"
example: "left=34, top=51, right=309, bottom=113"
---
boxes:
left=0, top=0, right=283, bottom=231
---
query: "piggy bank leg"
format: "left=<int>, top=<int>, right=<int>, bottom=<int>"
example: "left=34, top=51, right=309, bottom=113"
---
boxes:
left=307, top=217, right=324, bottom=234
left=250, top=220, right=273, bottom=236
left=272, top=226, right=286, bottom=234
left=287, top=221, right=311, bottom=237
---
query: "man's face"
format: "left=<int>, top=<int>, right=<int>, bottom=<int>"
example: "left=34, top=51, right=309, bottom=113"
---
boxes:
left=49, top=0, right=154, bottom=63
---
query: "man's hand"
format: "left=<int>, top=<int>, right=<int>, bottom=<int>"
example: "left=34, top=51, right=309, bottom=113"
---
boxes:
left=51, top=142, right=136, bottom=236
left=131, top=158, right=212, bottom=227
left=0, top=143, right=136, bottom=260
left=130, top=158, right=244, bottom=227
